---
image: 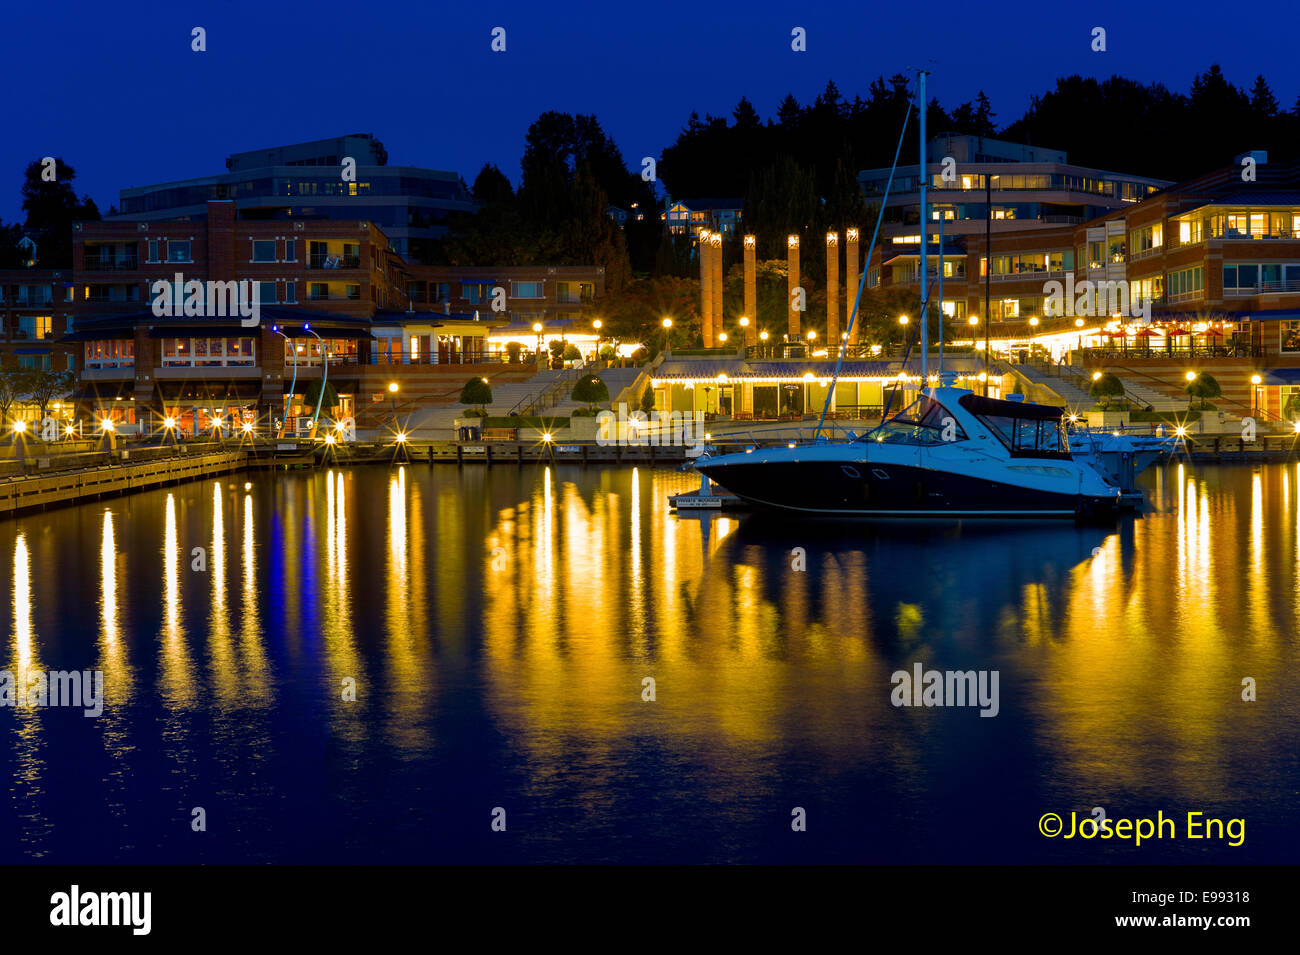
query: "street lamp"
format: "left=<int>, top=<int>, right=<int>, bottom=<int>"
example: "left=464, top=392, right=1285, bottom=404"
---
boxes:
left=388, top=381, right=399, bottom=416
left=271, top=324, right=298, bottom=438
left=533, top=322, right=544, bottom=360
left=662, top=316, right=673, bottom=351
left=1251, top=373, right=1262, bottom=418
left=718, top=332, right=728, bottom=344
left=303, top=323, right=328, bottom=435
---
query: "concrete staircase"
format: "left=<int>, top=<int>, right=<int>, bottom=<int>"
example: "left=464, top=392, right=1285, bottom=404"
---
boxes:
left=1011, top=363, right=1092, bottom=408
left=1115, top=378, right=1180, bottom=412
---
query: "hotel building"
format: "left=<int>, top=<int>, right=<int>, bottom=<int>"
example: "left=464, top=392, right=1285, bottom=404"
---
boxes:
left=112, top=134, right=476, bottom=265
left=64, top=201, right=603, bottom=435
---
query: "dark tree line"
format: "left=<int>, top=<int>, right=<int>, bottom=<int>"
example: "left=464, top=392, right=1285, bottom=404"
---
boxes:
left=0, top=158, right=100, bottom=268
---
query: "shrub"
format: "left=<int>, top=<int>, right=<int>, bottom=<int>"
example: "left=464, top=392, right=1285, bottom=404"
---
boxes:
left=505, top=341, right=523, bottom=364
left=563, top=343, right=581, bottom=360
left=598, top=344, right=615, bottom=360
left=571, top=372, right=610, bottom=412
left=1184, top=373, right=1221, bottom=409
left=1088, top=372, right=1125, bottom=408
left=459, top=376, right=493, bottom=413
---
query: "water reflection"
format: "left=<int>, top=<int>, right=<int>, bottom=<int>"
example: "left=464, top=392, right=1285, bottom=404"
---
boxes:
left=1, top=461, right=1297, bottom=863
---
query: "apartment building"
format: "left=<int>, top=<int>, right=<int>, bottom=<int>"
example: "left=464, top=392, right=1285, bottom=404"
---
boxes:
left=0, top=270, right=77, bottom=373
left=113, top=134, right=476, bottom=264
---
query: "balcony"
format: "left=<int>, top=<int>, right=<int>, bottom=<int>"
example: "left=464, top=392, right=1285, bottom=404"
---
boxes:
left=1226, top=280, right=1300, bottom=297
left=308, top=254, right=361, bottom=270
left=82, top=257, right=140, bottom=271
left=1168, top=289, right=1205, bottom=304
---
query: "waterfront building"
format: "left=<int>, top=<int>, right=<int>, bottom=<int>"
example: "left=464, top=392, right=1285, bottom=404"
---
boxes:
left=65, top=201, right=604, bottom=434
left=112, top=134, right=475, bottom=264
left=0, top=269, right=77, bottom=375
left=958, top=153, right=1300, bottom=422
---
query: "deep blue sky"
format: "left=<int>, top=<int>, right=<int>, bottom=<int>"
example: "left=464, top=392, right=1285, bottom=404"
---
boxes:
left=2, top=0, right=1295, bottom=223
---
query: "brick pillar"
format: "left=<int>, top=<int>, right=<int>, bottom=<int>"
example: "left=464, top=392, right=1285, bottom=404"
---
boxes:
left=743, top=235, right=756, bottom=347
left=846, top=228, right=860, bottom=345
left=787, top=235, right=800, bottom=340
left=698, top=230, right=712, bottom=346
left=709, top=231, right=723, bottom=347
left=826, top=232, right=839, bottom=353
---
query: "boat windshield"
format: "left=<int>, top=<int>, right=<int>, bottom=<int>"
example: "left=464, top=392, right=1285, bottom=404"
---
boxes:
left=868, top=395, right=967, bottom=445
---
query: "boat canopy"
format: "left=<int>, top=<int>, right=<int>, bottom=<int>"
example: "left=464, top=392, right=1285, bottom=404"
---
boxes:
left=957, top=393, right=1063, bottom=421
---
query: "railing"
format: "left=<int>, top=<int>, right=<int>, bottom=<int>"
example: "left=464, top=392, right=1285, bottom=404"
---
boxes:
left=509, top=363, right=586, bottom=416
left=1168, top=289, right=1204, bottom=304
left=362, top=351, right=511, bottom=366
left=308, top=254, right=361, bottom=269
left=81, top=258, right=139, bottom=271
left=1072, top=344, right=1261, bottom=360
left=991, top=268, right=1067, bottom=282
left=1225, top=279, right=1300, bottom=295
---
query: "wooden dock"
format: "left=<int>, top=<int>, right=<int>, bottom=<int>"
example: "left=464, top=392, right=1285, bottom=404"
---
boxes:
left=0, top=451, right=250, bottom=516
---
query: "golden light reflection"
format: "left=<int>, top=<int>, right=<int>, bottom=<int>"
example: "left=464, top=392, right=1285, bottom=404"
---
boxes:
left=324, top=470, right=363, bottom=738
left=159, top=493, right=196, bottom=709
left=97, top=510, right=132, bottom=710
left=209, top=481, right=238, bottom=703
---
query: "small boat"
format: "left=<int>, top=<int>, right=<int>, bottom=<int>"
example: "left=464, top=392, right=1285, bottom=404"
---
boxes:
left=694, top=387, right=1121, bottom=519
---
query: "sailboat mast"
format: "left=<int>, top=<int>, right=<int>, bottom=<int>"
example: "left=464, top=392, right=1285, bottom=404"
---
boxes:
left=918, top=70, right=928, bottom=388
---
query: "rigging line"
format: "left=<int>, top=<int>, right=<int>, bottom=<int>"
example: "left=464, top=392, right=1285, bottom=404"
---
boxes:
left=816, top=96, right=916, bottom=439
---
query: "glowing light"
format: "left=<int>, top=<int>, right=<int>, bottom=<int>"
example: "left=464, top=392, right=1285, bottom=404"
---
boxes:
left=662, top=318, right=673, bottom=329
left=1075, top=318, right=1085, bottom=327
left=324, top=433, right=336, bottom=445
left=12, top=420, right=26, bottom=434
left=968, top=316, right=978, bottom=326
left=542, top=432, right=553, bottom=443
left=806, top=330, right=816, bottom=341
left=718, top=332, right=728, bottom=343
left=759, top=331, right=769, bottom=341
left=64, top=424, right=75, bottom=436
left=1251, top=374, right=1262, bottom=385
left=739, top=316, right=750, bottom=327
left=1174, top=426, right=1188, bottom=437
left=244, top=482, right=252, bottom=490
left=163, top=416, right=177, bottom=429
left=335, top=420, right=346, bottom=431
left=1029, top=317, right=1039, bottom=327
left=1092, top=371, right=1103, bottom=381
left=395, top=432, right=408, bottom=443
left=100, top=418, right=115, bottom=432
left=242, top=422, right=253, bottom=433
left=592, top=319, right=602, bottom=330
left=532, top=322, right=543, bottom=333
left=388, top=382, right=399, bottom=393
left=1185, top=371, right=1197, bottom=382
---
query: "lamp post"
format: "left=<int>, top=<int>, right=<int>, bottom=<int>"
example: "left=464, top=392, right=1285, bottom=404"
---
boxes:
left=592, top=319, right=602, bottom=361
left=662, top=317, right=673, bottom=352
left=1251, top=374, right=1262, bottom=419
left=388, top=380, right=399, bottom=418
left=303, top=323, right=328, bottom=436
left=271, top=324, right=298, bottom=438
left=1185, top=370, right=1197, bottom=412
left=533, top=322, right=544, bottom=363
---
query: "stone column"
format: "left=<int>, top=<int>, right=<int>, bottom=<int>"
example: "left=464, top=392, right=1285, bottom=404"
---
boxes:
left=743, top=235, right=757, bottom=347
left=826, top=232, right=839, bottom=353
left=699, top=230, right=712, bottom=347
left=709, top=231, right=723, bottom=347
left=846, top=228, right=860, bottom=345
left=787, top=235, right=800, bottom=341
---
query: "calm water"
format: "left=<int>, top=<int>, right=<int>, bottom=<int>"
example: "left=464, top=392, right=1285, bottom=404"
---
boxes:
left=1, top=461, right=1297, bottom=864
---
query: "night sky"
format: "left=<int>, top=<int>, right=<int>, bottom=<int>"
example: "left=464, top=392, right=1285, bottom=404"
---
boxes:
left=2, top=0, right=1295, bottom=223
